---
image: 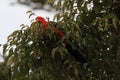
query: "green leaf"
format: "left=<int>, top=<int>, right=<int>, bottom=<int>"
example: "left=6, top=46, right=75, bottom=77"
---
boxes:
left=26, top=10, right=32, bottom=14
left=3, top=43, right=8, bottom=56
left=51, top=47, right=58, bottom=59
left=29, top=13, right=35, bottom=18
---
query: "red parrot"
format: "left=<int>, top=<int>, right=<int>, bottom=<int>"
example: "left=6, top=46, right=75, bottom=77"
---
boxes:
left=36, top=16, right=89, bottom=68
left=36, top=16, right=64, bottom=39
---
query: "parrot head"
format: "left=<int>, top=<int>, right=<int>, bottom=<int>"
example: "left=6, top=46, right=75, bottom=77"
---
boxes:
left=36, top=16, right=47, bottom=23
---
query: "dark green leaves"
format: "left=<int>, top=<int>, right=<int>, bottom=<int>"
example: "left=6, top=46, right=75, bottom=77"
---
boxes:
left=1, top=0, right=120, bottom=80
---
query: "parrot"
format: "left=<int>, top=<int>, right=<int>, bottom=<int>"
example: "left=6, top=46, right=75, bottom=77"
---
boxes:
left=35, top=16, right=88, bottom=67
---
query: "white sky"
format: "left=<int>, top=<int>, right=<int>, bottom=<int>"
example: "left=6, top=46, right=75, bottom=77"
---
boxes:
left=0, top=0, right=57, bottom=62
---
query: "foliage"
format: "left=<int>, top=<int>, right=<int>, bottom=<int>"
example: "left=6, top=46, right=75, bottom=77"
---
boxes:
left=17, top=0, right=52, bottom=9
left=1, top=0, right=120, bottom=80
left=18, top=0, right=47, bottom=5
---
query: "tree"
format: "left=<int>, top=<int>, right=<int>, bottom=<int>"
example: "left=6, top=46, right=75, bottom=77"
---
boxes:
left=0, top=0, right=120, bottom=80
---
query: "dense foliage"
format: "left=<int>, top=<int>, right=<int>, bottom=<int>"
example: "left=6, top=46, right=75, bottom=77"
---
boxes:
left=0, top=0, right=120, bottom=80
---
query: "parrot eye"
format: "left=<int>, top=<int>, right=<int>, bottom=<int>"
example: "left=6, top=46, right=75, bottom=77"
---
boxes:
left=37, top=21, right=41, bottom=23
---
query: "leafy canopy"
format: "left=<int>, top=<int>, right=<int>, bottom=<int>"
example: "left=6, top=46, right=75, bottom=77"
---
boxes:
left=0, top=0, right=120, bottom=80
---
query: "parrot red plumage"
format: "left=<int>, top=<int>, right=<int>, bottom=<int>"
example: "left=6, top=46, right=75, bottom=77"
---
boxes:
left=36, top=16, right=64, bottom=39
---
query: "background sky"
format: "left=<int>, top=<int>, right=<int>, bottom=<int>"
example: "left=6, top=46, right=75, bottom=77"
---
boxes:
left=0, top=0, right=57, bottom=62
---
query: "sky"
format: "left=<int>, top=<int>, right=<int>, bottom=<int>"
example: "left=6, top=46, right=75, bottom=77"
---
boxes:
left=0, top=0, right=57, bottom=62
